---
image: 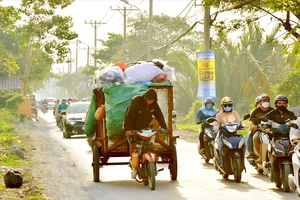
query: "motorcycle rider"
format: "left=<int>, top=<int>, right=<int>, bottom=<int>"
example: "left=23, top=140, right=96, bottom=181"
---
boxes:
left=246, top=93, right=274, bottom=163
left=263, top=94, right=297, bottom=132
left=246, top=96, right=260, bottom=158
left=55, top=98, right=69, bottom=125
left=195, top=97, right=218, bottom=154
left=215, top=97, right=241, bottom=167
left=53, top=99, right=60, bottom=117
left=123, top=88, right=167, bottom=157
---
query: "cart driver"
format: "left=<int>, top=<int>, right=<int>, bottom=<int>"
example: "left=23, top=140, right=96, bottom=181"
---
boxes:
left=123, top=88, right=167, bottom=157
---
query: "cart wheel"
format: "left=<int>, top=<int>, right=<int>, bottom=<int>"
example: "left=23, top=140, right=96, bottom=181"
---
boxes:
left=93, top=146, right=100, bottom=182
left=169, top=144, right=178, bottom=180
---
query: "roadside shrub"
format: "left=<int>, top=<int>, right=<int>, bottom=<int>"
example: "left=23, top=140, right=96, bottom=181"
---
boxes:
left=0, top=90, right=23, bottom=113
left=176, top=99, right=202, bottom=124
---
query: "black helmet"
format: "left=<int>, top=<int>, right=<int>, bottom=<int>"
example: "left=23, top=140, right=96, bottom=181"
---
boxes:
left=260, top=93, right=270, bottom=101
left=275, top=94, right=288, bottom=104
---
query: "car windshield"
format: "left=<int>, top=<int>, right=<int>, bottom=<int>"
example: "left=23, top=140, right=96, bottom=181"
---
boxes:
left=68, top=103, right=90, bottom=114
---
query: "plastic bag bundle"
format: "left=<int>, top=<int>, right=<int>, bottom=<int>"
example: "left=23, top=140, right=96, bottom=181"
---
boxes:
left=94, top=66, right=125, bottom=88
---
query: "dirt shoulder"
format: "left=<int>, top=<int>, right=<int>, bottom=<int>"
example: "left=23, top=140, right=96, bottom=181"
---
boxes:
left=0, top=121, right=49, bottom=200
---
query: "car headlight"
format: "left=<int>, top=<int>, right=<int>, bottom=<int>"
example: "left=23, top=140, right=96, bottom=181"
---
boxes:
left=222, top=138, right=233, bottom=149
left=67, top=120, right=75, bottom=125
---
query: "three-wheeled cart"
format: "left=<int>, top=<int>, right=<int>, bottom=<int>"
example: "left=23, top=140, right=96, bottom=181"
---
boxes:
left=92, top=85, right=178, bottom=182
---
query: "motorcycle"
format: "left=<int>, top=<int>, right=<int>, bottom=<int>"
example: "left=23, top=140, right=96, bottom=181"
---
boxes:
left=127, top=128, right=162, bottom=190
left=198, top=119, right=217, bottom=163
left=261, top=118, right=295, bottom=192
left=208, top=114, right=250, bottom=183
left=288, top=117, right=300, bottom=196
left=41, top=104, right=48, bottom=115
left=246, top=120, right=270, bottom=174
left=57, top=110, right=66, bottom=131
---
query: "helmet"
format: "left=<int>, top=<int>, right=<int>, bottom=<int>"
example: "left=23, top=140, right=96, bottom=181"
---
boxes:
left=260, top=93, right=270, bottom=101
left=275, top=94, right=288, bottom=104
left=204, top=97, right=215, bottom=105
left=255, top=96, right=260, bottom=103
left=221, top=96, right=233, bottom=105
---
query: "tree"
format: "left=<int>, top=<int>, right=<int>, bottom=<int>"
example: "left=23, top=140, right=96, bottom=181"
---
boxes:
left=17, top=0, right=78, bottom=95
left=214, top=22, right=286, bottom=114
left=202, top=0, right=300, bottom=40
left=0, top=4, right=20, bottom=75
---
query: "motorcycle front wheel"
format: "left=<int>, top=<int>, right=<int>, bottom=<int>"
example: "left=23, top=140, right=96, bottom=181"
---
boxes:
left=233, top=156, right=242, bottom=183
left=147, top=162, right=156, bottom=190
left=282, top=164, right=291, bottom=192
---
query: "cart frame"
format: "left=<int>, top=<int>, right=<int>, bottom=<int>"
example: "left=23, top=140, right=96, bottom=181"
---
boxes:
left=92, top=85, right=178, bottom=182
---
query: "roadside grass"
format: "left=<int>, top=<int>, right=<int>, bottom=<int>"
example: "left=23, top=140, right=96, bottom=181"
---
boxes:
left=0, top=110, right=44, bottom=199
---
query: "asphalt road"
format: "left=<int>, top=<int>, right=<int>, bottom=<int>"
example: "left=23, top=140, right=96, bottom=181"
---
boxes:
left=32, top=110, right=298, bottom=200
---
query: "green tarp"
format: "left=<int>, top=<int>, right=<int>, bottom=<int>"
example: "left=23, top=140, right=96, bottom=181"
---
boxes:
left=103, top=83, right=148, bottom=137
left=84, top=94, right=97, bottom=136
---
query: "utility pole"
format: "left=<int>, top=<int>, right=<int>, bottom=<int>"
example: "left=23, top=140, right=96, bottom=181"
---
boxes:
left=76, top=40, right=79, bottom=73
left=68, top=48, right=72, bottom=73
left=112, top=5, right=139, bottom=61
left=203, top=6, right=210, bottom=51
left=148, top=0, right=153, bottom=61
left=84, top=20, right=106, bottom=68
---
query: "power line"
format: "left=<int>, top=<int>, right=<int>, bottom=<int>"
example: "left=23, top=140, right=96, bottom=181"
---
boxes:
left=84, top=20, right=106, bottom=68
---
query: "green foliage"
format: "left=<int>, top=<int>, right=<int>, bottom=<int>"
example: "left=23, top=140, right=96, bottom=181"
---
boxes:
left=176, top=123, right=199, bottom=133
left=0, top=108, right=16, bottom=132
left=176, top=99, right=202, bottom=124
left=0, top=132, right=14, bottom=144
left=214, top=22, right=286, bottom=115
left=0, top=154, right=30, bottom=167
left=0, top=90, right=23, bottom=110
left=15, top=0, right=78, bottom=94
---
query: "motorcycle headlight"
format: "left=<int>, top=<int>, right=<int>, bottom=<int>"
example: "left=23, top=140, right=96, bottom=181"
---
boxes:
left=273, top=148, right=285, bottom=157
left=222, top=138, right=233, bottom=149
left=238, top=137, right=245, bottom=148
left=225, top=125, right=238, bottom=133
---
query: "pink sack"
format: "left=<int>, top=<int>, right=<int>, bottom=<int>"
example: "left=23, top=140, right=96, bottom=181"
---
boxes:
left=152, top=73, right=167, bottom=82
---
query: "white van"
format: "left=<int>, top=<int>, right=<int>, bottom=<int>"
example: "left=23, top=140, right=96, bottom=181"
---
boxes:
left=45, top=97, right=56, bottom=110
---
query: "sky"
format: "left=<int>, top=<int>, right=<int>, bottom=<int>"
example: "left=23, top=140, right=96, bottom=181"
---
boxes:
left=1, top=0, right=204, bottom=72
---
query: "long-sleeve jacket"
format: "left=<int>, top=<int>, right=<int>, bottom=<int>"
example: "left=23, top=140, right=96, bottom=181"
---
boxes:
left=123, top=95, right=167, bottom=130
left=263, top=109, right=297, bottom=124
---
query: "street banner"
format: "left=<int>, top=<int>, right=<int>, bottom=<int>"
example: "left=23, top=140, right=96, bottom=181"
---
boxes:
left=196, top=51, right=216, bottom=98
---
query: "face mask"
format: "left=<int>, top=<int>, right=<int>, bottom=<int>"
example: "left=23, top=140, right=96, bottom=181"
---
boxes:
left=277, top=106, right=286, bottom=111
left=205, top=104, right=213, bottom=110
left=223, top=106, right=232, bottom=112
left=261, top=102, right=269, bottom=108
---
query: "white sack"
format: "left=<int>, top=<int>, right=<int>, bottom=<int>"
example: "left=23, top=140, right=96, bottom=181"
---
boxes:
left=124, top=63, right=163, bottom=84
